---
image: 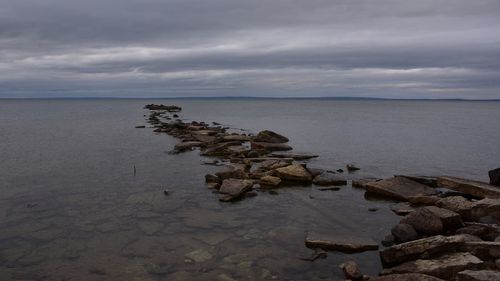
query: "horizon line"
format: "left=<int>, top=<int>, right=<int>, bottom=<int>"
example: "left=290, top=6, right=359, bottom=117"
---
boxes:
left=1, top=96, right=500, bottom=101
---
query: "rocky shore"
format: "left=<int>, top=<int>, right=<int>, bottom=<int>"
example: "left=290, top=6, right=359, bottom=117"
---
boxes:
left=142, top=104, right=500, bottom=281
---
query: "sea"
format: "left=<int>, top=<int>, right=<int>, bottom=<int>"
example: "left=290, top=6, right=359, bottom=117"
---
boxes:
left=1, top=98, right=499, bottom=280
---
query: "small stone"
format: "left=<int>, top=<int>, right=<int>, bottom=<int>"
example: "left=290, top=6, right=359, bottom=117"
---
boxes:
left=341, top=260, right=362, bottom=280
left=346, top=164, right=360, bottom=172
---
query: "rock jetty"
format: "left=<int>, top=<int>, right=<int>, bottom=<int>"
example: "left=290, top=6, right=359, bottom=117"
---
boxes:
left=143, top=104, right=500, bottom=280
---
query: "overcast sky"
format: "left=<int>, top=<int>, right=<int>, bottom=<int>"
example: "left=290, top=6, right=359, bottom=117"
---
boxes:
left=1, top=0, right=499, bottom=99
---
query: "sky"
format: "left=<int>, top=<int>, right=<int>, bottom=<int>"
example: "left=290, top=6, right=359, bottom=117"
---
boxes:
left=0, top=0, right=499, bottom=99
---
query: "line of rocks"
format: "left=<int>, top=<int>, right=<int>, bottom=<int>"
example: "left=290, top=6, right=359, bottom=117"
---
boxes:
left=142, top=104, right=500, bottom=280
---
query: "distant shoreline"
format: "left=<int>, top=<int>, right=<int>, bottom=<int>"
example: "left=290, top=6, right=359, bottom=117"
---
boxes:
left=1, top=96, right=500, bottom=101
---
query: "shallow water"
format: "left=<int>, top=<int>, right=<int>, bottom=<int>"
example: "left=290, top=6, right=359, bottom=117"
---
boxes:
left=0, top=99, right=499, bottom=280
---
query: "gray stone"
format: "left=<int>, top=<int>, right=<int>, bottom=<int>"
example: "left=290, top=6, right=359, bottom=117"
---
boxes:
left=381, top=252, right=484, bottom=280
left=437, top=177, right=500, bottom=199
left=391, top=224, right=418, bottom=243
left=363, top=176, right=438, bottom=201
left=457, top=270, right=500, bottom=281
left=313, top=172, right=347, bottom=186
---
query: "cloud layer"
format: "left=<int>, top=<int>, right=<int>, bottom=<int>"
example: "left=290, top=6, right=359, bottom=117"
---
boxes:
left=1, top=0, right=499, bottom=98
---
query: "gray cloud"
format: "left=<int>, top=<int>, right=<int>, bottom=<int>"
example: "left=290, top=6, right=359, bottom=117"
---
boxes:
left=1, top=0, right=499, bottom=98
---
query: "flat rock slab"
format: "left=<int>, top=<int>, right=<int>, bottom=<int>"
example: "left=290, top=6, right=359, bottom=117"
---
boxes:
left=305, top=231, right=378, bottom=253
left=275, top=164, right=312, bottom=183
left=174, top=141, right=203, bottom=151
left=396, top=175, right=438, bottom=187
left=457, top=270, right=500, bottom=281
left=381, top=252, right=484, bottom=280
left=363, top=176, right=438, bottom=201
left=437, top=177, right=500, bottom=199
left=391, top=202, right=416, bottom=216
left=380, top=234, right=481, bottom=267
left=352, top=178, right=382, bottom=188
left=370, top=273, right=445, bottom=281
left=268, top=152, right=319, bottom=160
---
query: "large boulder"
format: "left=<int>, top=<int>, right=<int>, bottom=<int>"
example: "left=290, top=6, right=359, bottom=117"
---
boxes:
left=253, top=130, right=289, bottom=143
left=312, top=172, right=347, bottom=186
left=363, top=176, right=438, bottom=201
left=400, top=208, right=444, bottom=235
left=437, top=177, right=500, bottom=199
left=489, top=168, right=500, bottom=186
left=370, top=273, right=445, bottom=281
left=380, top=234, right=481, bottom=267
left=275, top=164, right=312, bottom=183
left=250, top=142, right=292, bottom=151
left=380, top=252, right=484, bottom=280
left=305, top=231, right=378, bottom=253
left=218, top=179, right=254, bottom=202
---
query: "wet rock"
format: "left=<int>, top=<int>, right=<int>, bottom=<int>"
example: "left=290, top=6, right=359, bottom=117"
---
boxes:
left=391, top=202, right=416, bottom=216
left=381, top=252, right=484, bottom=280
left=400, top=207, right=444, bottom=235
left=218, top=179, right=254, bottom=202
left=205, top=174, right=221, bottom=183
left=268, top=152, right=319, bottom=160
left=457, top=270, right=500, bottom=281
left=275, top=164, right=313, bottom=183
left=250, top=142, right=292, bottom=151
left=185, top=249, right=212, bottom=263
left=363, top=176, right=438, bottom=201
left=135, top=125, right=146, bottom=128
left=408, top=195, right=441, bottom=206
left=347, top=164, right=361, bottom=172
left=259, top=175, right=281, bottom=187
left=391, top=224, right=419, bottom=243
left=174, top=141, right=203, bottom=151
left=396, top=175, right=438, bottom=187
left=352, top=178, right=382, bottom=188
left=253, top=130, right=289, bottom=143
left=341, top=260, right=363, bottom=280
left=489, top=168, right=500, bottom=186
left=370, top=273, right=445, bottom=281
left=437, top=177, right=500, bottom=199
left=313, top=172, right=347, bottom=186
left=380, top=234, right=481, bottom=267
left=215, top=167, right=248, bottom=180
left=305, top=231, right=378, bottom=253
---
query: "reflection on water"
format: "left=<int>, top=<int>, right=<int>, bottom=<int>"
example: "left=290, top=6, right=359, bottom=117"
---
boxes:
left=1, top=99, right=499, bottom=280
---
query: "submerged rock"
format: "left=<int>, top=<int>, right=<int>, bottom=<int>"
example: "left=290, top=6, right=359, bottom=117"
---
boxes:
left=437, top=177, right=500, bottom=199
left=381, top=252, right=484, bottom=280
left=253, top=130, right=289, bottom=143
left=312, top=172, right=347, bottom=186
left=275, top=164, right=312, bottom=183
left=363, top=176, right=438, bottom=201
left=346, top=164, right=360, bottom=172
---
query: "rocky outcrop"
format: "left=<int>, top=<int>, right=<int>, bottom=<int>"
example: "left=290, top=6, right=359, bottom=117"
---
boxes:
left=437, top=177, right=500, bottom=199
left=312, top=172, right=347, bottom=186
left=380, top=234, right=481, bottom=267
left=381, top=252, right=484, bottom=280
left=275, top=164, right=312, bottom=183
left=253, top=130, right=289, bottom=143
left=363, top=176, right=438, bottom=201
left=218, top=179, right=254, bottom=202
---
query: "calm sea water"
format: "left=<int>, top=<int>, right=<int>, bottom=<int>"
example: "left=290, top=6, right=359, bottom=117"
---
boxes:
left=1, top=99, right=499, bottom=280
